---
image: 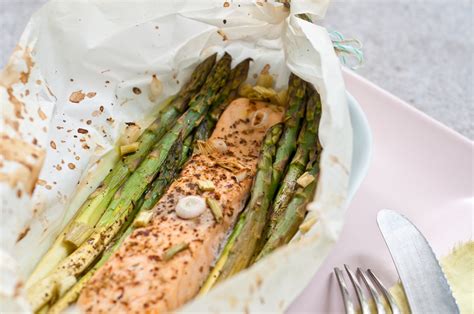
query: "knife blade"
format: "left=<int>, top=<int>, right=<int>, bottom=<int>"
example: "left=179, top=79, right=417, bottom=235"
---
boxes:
left=377, top=209, right=459, bottom=314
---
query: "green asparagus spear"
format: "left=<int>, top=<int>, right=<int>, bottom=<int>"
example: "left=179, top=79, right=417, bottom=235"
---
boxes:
left=199, top=74, right=307, bottom=293
left=26, top=53, right=232, bottom=311
left=271, top=74, right=306, bottom=186
left=199, top=215, right=245, bottom=295
left=179, top=134, right=194, bottom=167
left=200, top=123, right=283, bottom=291
left=123, top=53, right=216, bottom=170
left=193, top=58, right=251, bottom=143
left=263, top=87, right=321, bottom=239
left=47, top=203, right=139, bottom=314
left=135, top=133, right=192, bottom=217
left=98, top=53, right=230, bottom=221
left=255, top=150, right=321, bottom=260
left=25, top=54, right=217, bottom=290
left=47, top=134, right=197, bottom=314
left=24, top=95, right=174, bottom=290
left=63, top=53, right=217, bottom=247
left=244, top=74, right=306, bottom=257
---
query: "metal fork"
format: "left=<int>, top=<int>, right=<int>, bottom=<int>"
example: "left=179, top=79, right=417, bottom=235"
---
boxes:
left=334, top=265, right=401, bottom=314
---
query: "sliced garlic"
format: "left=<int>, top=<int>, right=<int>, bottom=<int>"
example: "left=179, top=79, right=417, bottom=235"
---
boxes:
left=133, top=210, right=154, bottom=227
left=251, top=110, right=269, bottom=128
left=299, top=215, right=318, bottom=234
left=176, top=195, right=207, bottom=219
left=296, top=172, right=316, bottom=188
left=149, top=74, right=163, bottom=102
left=210, top=139, right=228, bottom=153
left=215, top=159, right=247, bottom=173
left=196, top=140, right=220, bottom=156
left=238, top=82, right=253, bottom=97
left=256, top=73, right=273, bottom=88
left=261, top=63, right=271, bottom=74
left=120, top=142, right=139, bottom=156
left=120, top=123, right=141, bottom=145
left=197, top=180, right=215, bottom=191
left=252, top=86, right=277, bottom=99
left=276, top=88, right=288, bottom=106
left=235, top=171, right=248, bottom=183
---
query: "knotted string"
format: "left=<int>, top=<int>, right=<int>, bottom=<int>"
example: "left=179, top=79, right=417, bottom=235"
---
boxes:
left=295, top=11, right=365, bottom=69
left=329, top=30, right=364, bottom=69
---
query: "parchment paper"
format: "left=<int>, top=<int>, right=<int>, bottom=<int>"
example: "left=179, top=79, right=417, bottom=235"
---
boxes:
left=0, top=0, right=352, bottom=312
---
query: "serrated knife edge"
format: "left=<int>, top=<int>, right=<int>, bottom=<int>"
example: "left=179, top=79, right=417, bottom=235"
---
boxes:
left=377, top=209, right=459, bottom=314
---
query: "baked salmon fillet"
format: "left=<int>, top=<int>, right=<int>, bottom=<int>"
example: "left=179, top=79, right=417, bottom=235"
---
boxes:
left=78, top=98, right=283, bottom=313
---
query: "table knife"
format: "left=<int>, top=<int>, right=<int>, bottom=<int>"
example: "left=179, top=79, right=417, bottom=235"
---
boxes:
left=377, top=209, right=459, bottom=313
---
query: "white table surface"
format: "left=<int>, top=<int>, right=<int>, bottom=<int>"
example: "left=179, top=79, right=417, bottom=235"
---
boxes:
left=1, top=0, right=472, bottom=139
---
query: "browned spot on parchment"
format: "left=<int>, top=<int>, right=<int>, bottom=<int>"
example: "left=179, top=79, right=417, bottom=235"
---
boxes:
left=86, top=92, right=97, bottom=98
left=19, top=48, right=35, bottom=84
left=16, top=226, right=30, bottom=242
left=19, top=73, right=29, bottom=84
left=0, top=59, right=21, bottom=87
left=0, top=134, right=46, bottom=194
left=13, top=281, right=23, bottom=298
left=7, top=87, right=23, bottom=118
left=217, top=30, right=228, bottom=41
left=223, top=1, right=230, bottom=7
left=255, top=274, right=263, bottom=288
left=4, top=118, right=19, bottom=132
left=132, top=87, right=141, bottom=95
left=50, top=141, right=57, bottom=149
left=69, top=90, right=86, bottom=103
left=46, top=84, right=56, bottom=98
left=329, top=155, right=349, bottom=175
left=0, top=46, right=34, bottom=87
left=0, top=166, right=39, bottom=195
left=38, top=108, right=47, bottom=120
left=68, top=163, right=76, bottom=170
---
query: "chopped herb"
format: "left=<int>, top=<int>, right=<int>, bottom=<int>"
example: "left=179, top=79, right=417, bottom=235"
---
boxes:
left=206, top=197, right=223, bottom=223
left=163, top=242, right=189, bottom=261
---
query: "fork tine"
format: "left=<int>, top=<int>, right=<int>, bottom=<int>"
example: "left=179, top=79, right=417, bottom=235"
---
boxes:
left=344, top=265, right=370, bottom=314
left=334, top=267, right=357, bottom=314
left=357, top=268, right=386, bottom=314
left=367, top=269, right=402, bottom=314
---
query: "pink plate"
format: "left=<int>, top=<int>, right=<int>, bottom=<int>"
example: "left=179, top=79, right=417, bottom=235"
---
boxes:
left=288, top=69, right=473, bottom=313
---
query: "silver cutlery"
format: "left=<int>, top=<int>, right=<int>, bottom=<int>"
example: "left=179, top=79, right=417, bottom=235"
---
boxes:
left=334, top=209, right=459, bottom=313
left=334, top=265, right=401, bottom=314
left=377, top=209, right=459, bottom=313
